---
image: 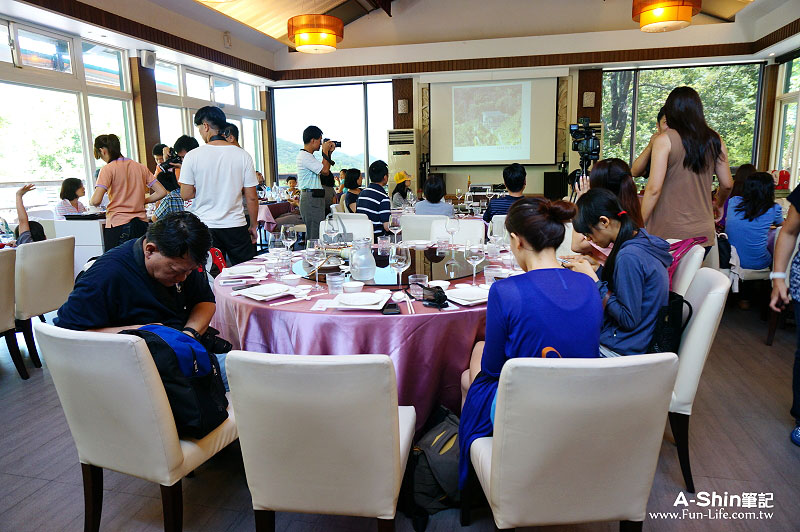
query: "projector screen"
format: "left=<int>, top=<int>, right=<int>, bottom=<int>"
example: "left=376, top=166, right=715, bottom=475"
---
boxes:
left=430, top=78, right=557, bottom=166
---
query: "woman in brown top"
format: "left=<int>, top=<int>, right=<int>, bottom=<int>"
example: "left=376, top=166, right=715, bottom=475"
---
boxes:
left=642, top=86, right=733, bottom=245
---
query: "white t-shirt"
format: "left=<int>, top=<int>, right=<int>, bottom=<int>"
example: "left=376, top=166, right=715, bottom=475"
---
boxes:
left=179, top=144, right=257, bottom=229
left=296, top=149, right=324, bottom=190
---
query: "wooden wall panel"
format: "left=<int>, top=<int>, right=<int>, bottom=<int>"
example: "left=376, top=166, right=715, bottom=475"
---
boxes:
left=757, top=64, right=779, bottom=171
left=260, top=89, right=277, bottom=185
left=577, top=69, right=602, bottom=123
left=129, top=57, right=160, bottom=171
left=392, top=78, right=413, bottom=129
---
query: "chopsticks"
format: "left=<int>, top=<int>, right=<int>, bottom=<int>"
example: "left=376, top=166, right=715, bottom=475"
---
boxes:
left=403, top=292, right=416, bottom=315
left=269, top=292, right=326, bottom=307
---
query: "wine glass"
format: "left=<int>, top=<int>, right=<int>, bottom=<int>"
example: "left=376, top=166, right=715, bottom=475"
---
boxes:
left=464, top=240, right=485, bottom=286
left=445, top=217, right=460, bottom=248
left=389, top=244, right=411, bottom=292
left=267, top=232, right=283, bottom=255
left=455, top=188, right=464, bottom=205
left=281, top=225, right=297, bottom=252
left=388, top=212, right=402, bottom=244
left=305, top=241, right=326, bottom=291
left=324, top=215, right=339, bottom=243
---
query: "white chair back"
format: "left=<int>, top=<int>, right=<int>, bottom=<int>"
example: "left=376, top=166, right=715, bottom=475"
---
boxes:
left=485, top=353, right=678, bottom=528
left=672, top=268, right=731, bottom=415
left=15, top=236, right=75, bottom=319
left=671, top=244, right=705, bottom=297
left=324, top=212, right=375, bottom=243
left=555, top=222, right=574, bottom=259
left=330, top=204, right=343, bottom=214
left=702, top=234, right=720, bottom=269
left=400, top=214, right=447, bottom=241
left=430, top=218, right=485, bottom=244
left=0, top=248, right=15, bottom=332
left=226, top=352, right=413, bottom=518
left=34, top=323, right=184, bottom=484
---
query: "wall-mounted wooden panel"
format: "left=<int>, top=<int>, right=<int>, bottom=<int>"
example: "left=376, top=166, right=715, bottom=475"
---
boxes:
left=757, top=64, right=779, bottom=170
left=392, top=78, right=413, bottom=129
left=129, top=57, right=160, bottom=171
left=577, top=69, right=602, bottom=123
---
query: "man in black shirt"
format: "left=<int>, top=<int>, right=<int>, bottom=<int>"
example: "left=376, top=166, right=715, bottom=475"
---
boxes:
left=55, top=212, right=215, bottom=339
left=483, top=163, right=526, bottom=222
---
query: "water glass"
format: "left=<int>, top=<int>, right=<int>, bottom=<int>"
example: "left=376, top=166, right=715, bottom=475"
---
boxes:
left=486, top=242, right=500, bottom=259
left=408, top=274, right=428, bottom=299
left=484, top=266, right=503, bottom=286
left=377, top=235, right=391, bottom=255
left=326, top=272, right=345, bottom=295
left=274, top=252, right=292, bottom=281
left=436, top=236, right=450, bottom=255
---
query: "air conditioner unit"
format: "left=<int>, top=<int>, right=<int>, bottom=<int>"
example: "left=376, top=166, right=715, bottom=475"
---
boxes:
left=387, top=129, right=419, bottom=191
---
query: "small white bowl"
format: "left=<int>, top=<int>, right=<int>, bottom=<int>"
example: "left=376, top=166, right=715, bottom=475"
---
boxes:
left=428, top=280, right=450, bottom=290
left=343, top=281, right=364, bottom=293
left=282, top=274, right=301, bottom=286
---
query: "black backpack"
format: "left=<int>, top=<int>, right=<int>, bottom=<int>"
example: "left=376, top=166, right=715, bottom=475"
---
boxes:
left=121, top=325, right=228, bottom=439
left=649, top=291, right=693, bottom=355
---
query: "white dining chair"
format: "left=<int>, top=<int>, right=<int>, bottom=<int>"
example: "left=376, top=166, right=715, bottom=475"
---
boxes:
left=671, top=244, right=705, bottom=297
left=0, top=248, right=29, bottom=379
left=430, top=218, right=484, bottom=245
left=555, top=222, right=574, bottom=259
left=330, top=203, right=343, bottom=214
left=331, top=212, right=375, bottom=243
left=669, top=267, right=730, bottom=493
left=226, top=352, right=415, bottom=532
left=461, top=353, right=679, bottom=531
left=400, top=214, right=447, bottom=241
left=15, top=236, right=74, bottom=365
left=34, top=322, right=238, bottom=532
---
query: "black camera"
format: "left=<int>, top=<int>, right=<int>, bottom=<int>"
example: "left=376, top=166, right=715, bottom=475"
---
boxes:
left=569, top=117, right=601, bottom=161
left=158, top=147, right=183, bottom=174
left=199, top=327, right=232, bottom=354
left=323, top=138, right=342, bottom=148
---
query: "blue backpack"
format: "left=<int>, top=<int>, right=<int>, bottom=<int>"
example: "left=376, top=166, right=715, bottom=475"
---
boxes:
left=122, top=325, right=228, bottom=439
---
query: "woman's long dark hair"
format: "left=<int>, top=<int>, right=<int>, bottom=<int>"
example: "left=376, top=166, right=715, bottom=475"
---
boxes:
left=589, top=158, right=644, bottom=227
left=731, top=163, right=757, bottom=198
left=392, top=180, right=409, bottom=200
left=664, top=86, right=722, bottom=174
left=574, top=188, right=640, bottom=290
left=734, top=172, right=775, bottom=221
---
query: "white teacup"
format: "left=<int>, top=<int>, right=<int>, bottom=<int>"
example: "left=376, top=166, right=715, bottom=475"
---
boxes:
left=343, top=281, right=364, bottom=293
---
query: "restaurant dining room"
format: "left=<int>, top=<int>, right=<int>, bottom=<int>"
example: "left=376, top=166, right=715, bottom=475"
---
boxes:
left=2, top=0, right=800, bottom=531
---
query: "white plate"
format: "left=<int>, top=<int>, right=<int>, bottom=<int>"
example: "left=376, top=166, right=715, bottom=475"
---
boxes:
left=248, top=284, right=290, bottom=297
left=447, top=295, right=488, bottom=307
left=405, top=240, right=432, bottom=249
left=328, top=293, right=391, bottom=311
left=446, top=287, right=489, bottom=302
left=338, top=292, right=385, bottom=306
left=225, top=264, right=264, bottom=275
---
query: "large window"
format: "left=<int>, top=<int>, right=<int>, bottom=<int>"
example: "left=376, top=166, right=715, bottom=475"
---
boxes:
left=16, top=27, right=72, bottom=74
left=82, top=42, right=124, bottom=90
left=773, top=57, right=800, bottom=187
left=273, top=82, right=393, bottom=180
left=88, top=96, right=133, bottom=169
left=602, top=64, right=762, bottom=169
left=158, top=105, right=185, bottom=148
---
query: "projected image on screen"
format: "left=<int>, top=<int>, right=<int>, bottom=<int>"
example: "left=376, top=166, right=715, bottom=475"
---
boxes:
left=452, top=81, right=531, bottom=162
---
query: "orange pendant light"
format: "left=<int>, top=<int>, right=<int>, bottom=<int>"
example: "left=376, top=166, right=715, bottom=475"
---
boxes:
left=288, top=14, right=344, bottom=54
left=632, top=1, right=702, bottom=33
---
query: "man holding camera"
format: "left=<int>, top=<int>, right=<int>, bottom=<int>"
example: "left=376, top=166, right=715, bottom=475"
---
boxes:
left=297, top=125, right=336, bottom=240
left=152, top=136, right=199, bottom=221
left=180, top=106, right=258, bottom=265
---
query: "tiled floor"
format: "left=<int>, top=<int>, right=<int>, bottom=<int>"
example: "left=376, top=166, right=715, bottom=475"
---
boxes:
left=1, top=305, right=798, bottom=531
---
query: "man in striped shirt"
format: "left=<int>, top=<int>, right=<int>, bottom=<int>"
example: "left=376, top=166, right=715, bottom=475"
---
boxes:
left=356, top=160, right=391, bottom=237
left=483, top=163, right=527, bottom=222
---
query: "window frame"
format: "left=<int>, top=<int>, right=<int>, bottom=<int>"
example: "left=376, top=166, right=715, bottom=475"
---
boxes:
left=771, top=61, right=800, bottom=187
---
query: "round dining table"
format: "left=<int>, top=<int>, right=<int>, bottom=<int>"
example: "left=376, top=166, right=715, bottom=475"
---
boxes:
left=210, top=246, right=494, bottom=429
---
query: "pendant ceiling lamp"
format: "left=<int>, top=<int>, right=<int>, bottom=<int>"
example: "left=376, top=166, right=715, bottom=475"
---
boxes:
left=632, top=0, right=702, bottom=33
left=288, top=13, right=344, bottom=53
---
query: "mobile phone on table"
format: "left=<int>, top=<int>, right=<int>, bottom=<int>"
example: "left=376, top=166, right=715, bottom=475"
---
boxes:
left=382, top=301, right=401, bottom=315
left=232, top=283, right=259, bottom=291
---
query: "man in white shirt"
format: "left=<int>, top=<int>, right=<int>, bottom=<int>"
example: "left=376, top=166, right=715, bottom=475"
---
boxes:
left=296, top=125, right=336, bottom=240
left=179, top=106, right=258, bottom=265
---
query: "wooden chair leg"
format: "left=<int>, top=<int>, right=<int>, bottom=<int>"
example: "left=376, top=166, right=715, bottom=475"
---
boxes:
left=81, top=463, right=103, bottom=532
left=15, top=318, right=41, bottom=368
left=160, top=480, right=183, bottom=532
left=620, top=521, right=643, bottom=532
left=669, top=412, right=695, bottom=493
left=766, top=309, right=780, bottom=346
left=376, top=517, right=395, bottom=532
left=254, top=510, right=276, bottom=532
left=3, top=329, right=29, bottom=380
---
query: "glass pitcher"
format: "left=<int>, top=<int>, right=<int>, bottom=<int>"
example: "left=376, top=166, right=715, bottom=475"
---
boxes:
left=349, top=237, right=376, bottom=281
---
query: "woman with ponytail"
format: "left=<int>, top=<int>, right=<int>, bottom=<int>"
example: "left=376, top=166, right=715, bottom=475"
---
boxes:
left=568, top=188, right=672, bottom=358
left=642, top=86, right=733, bottom=245
left=459, top=197, right=603, bottom=489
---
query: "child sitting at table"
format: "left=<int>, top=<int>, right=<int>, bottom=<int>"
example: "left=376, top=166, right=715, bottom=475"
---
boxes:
left=567, top=188, right=672, bottom=358
left=459, top=197, right=602, bottom=489
left=12, top=184, right=47, bottom=246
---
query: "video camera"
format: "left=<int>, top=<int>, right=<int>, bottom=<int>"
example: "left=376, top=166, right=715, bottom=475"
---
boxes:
left=568, top=117, right=602, bottom=200
left=323, top=138, right=342, bottom=148
left=158, top=147, right=183, bottom=174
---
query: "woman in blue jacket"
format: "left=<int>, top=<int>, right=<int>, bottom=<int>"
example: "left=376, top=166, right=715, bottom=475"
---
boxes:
left=567, top=188, right=672, bottom=357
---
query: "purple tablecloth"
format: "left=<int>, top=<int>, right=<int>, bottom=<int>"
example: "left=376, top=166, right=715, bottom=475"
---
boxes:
left=257, top=202, right=293, bottom=232
left=211, top=274, right=487, bottom=429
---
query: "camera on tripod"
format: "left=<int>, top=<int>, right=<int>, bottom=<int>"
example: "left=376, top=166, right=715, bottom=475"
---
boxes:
left=569, top=117, right=601, bottom=162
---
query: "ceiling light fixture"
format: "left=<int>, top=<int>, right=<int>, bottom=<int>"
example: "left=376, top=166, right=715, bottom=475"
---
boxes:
left=633, top=1, right=702, bottom=33
left=288, top=14, right=344, bottom=53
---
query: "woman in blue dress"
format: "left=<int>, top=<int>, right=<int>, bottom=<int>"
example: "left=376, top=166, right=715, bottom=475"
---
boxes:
left=458, top=197, right=603, bottom=488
